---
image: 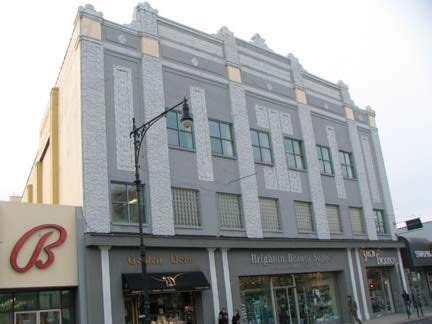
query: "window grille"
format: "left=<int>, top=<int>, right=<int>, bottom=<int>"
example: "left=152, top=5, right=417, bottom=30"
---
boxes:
left=339, top=151, right=355, bottom=178
left=374, top=209, right=386, bottom=234
left=260, top=198, right=280, bottom=231
left=295, top=201, right=314, bottom=233
left=172, top=188, right=201, bottom=227
left=326, top=205, right=342, bottom=234
left=285, top=138, right=306, bottom=170
left=218, top=193, right=243, bottom=229
left=317, top=145, right=334, bottom=175
left=250, top=129, right=272, bottom=163
left=209, top=120, right=235, bottom=157
left=350, top=207, right=365, bottom=234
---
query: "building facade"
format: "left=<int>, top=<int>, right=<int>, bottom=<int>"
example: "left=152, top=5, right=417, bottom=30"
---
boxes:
left=20, top=3, right=407, bottom=323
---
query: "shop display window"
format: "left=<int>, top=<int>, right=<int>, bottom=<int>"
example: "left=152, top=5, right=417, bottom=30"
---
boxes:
left=366, top=268, right=393, bottom=314
left=240, top=276, right=275, bottom=323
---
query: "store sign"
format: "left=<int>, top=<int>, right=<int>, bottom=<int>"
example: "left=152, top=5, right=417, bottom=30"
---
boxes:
left=0, top=202, right=78, bottom=289
left=151, top=273, right=183, bottom=288
left=362, top=249, right=396, bottom=265
left=250, top=252, right=332, bottom=266
left=414, top=250, right=432, bottom=258
left=127, top=254, right=193, bottom=266
left=10, top=224, right=67, bottom=273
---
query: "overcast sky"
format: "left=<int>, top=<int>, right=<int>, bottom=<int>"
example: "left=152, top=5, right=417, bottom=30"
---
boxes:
left=0, top=0, right=430, bottom=226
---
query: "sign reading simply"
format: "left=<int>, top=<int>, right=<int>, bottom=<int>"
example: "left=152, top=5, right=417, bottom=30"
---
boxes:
left=250, top=252, right=332, bottom=266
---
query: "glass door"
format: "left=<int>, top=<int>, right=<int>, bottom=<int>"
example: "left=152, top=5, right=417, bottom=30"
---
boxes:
left=14, top=312, right=37, bottom=324
left=367, top=268, right=394, bottom=314
left=14, top=310, right=61, bottom=324
left=274, top=288, right=298, bottom=324
left=39, top=310, right=60, bottom=324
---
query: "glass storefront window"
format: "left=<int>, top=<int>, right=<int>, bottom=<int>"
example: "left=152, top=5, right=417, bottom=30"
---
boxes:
left=39, top=291, right=60, bottom=310
left=0, top=294, right=13, bottom=324
left=240, top=272, right=339, bottom=324
left=367, top=268, right=393, bottom=314
left=14, top=293, right=38, bottom=312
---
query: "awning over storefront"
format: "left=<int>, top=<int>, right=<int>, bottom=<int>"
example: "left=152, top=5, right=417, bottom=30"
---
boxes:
left=122, top=272, right=210, bottom=294
left=400, top=237, right=432, bottom=267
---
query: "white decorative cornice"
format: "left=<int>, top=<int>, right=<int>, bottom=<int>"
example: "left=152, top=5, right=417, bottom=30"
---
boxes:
left=250, top=33, right=273, bottom=51
left=78, top=4, right=103, bottom=18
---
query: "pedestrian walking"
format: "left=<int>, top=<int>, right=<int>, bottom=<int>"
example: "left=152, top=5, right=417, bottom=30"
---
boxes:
left=402, top=291, right=411, bottom=319
left=412, top=292, right=424, bottom=318
left=348, top=296, right=362, bottom=324
left=232, top=309, right=241, bottom=324
left=218, top=307, right=229, bottom=324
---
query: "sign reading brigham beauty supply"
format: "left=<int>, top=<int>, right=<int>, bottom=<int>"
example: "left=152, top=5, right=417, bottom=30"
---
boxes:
left=250, top=252, right=333, bottom=266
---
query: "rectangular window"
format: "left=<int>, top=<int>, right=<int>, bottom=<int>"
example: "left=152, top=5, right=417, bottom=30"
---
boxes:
left=339, top=151, right=355, bottom=178
left=172, top=188, right=201, bottom=227
left=217, top=193, right=243, bottom=229
left=167, top=110, right=195, bottom=150
left=317, top=145, right=334, bottom=175
left=285, top=138, right=306, bottom=170
left=295, top=201, right=314, bottom=233
left=374, top=209, right=386, bottom=234
left=251, top=129, right=272, bottom=163
left=350, top=207, right=365, bottom=234
left=209, top=120, right=235, bottom=157
left=111, top=182, right=145, bottom=224
left=326, top=205, right=342, bottom=234
left=260, top=198, right=281, bottom=231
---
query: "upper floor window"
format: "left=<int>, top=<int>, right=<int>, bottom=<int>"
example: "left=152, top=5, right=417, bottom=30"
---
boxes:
left=217, top=193, right=243, bottom=229
left=260, top=197, right=281, bottom=231
left=326, top=204, right=342, bottom=234
left=350, top=207, right=365, bottom=234
left=295, top=201, right=315, bottom=233
left=251, top=130, right=272, bottom=164
left=285, top=138, right=306, bottom=170
left=339, top=151, right=355, bottom=178
left=167, top=111, right=194, bottom=150
left=374, top=209, right=386, bottom=234
left=172, top=187, right=200, bottom=227
left=209, top=120, right=235, bottom=157
left=111, top=182, right=145, bottom=224
left=317, top=145, right=334, bottom=175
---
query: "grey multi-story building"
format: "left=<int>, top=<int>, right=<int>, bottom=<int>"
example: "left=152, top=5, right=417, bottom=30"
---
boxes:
left=21, top=2, right=408, bottom=323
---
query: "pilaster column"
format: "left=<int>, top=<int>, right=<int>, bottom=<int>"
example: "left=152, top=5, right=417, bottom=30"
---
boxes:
left=133, top=3, right=175, bottom=235
left=290, top=54, right=329, bottom=239
left=221, top=248, right=233, bottom=319
left=207, top=248, right=220, bottom=323
left=397, top=249, right=409, bottom=292
left=99, top=246, right=113, bottom=324
left=346, top=249, right=363, bottom=320
left=217, top=27, right=263, bottom=238
left=354, top=248, right=370, bottom=320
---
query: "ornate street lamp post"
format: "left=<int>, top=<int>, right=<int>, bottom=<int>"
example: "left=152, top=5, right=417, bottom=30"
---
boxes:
left=130, top=98, right=193, bottom=323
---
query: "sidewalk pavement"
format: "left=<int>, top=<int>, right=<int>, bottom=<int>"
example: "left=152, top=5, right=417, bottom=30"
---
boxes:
left=363, top=308, right=432, bottom=324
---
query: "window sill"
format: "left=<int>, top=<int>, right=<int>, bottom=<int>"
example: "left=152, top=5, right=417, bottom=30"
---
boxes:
left=175, top=225, right=203, bottom=230
left=255, top=161, right=274, bottom=167
left=168, top=145, right=196, bottom=153
left=263, top=229, right=283, bottom=233
left=111, top=222, right=149, bottom=227
left=343, top=176, right=358, bottom=181
left=212, top=154, right=237, bottom=160
left=220, top=227, right=246, bottom=232
left=297, top=231, right=316, bottom=234
left=321, top=173, right=335, bottom=177
left=288, top=167, right=307, bottom=173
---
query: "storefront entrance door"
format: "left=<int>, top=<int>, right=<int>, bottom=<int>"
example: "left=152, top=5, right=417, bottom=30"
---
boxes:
left=14, top=310, right=61, bottom=324
left=274, top=288, right=298, bottom=324
left=366, top=268, right=394, bottom=315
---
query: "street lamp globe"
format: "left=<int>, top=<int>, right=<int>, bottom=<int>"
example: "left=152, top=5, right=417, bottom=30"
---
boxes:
left=180, top=98, right=193, bottom=128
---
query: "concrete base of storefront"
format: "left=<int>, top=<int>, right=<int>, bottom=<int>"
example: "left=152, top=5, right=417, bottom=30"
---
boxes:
left=363, top=307, right=432, bottom=324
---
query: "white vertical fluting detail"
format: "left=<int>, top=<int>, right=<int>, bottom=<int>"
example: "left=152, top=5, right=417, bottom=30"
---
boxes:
left=397, top=249, right=409, bottom=292
left=263, top=166, right=278, bottom=190
left=326, top=126, right=347, bottom=199
left=229, top=82, right=263, bottom=238
left=288, top=171, right=302, bottom=193
left=221, top=249, right=233, bottom=320
left=255, top=105, right=269, bottom=128
left=208, top=248, right=220, bottom=323
left=81, top=39, right=110, bottom=233
left=298, top=104, right=329, bottom=239
left=99, top=246, right=113, bottom=324
left=354, top=248, right=370, bottom=320
left=361, top=136, right=381, bottom=203
left=268, top=109, right=291, bottom=191
left=370, top=129, right=397, bottom=239
left=190, top=87, right=214, bottom=181
left=280, top=112, right=293, bottom=135
left=347, top=121, right=378, bottom=240
left=346, top=249, right=363, bottom=321
left=141, top=54, right=174, bottom=235
left=113, top=66, right=134, bottom=171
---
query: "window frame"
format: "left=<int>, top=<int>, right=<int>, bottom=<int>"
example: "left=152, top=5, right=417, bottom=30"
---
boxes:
left=350, top=207, right=366, bottom=235
left=339, top=150, right=356, bottom=179
left=317, top=145, right=334, bottom=175
left=284, top=137, right=306, bottom=171
left=294, top=201, right=316, bottom=234
left=250, top=129, right=273, bottom=164
left=171, top=187, right=201, bottom=228
left=110, top=181, right=145, bottom=225
left=209, top=119, right=236, bottom=158
left=374, top=209, right=387, bottom=234
left=166, top=110, right=195, bottom=150
left=326, top=204, right=343, bottom=234
left=259, top=197, right=282, bottom=232
left=217, top=192, right=244, bottom=230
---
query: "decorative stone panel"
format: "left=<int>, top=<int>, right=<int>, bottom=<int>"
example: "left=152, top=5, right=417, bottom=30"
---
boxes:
left=263, top=166, right=278, bottom=190
left=326, top=126, right=347, bottom=199
left=361, top=136, right=381, bottom=203
left=81, top=39, right=110, bottom=233
left=190, top=87, right=214, bottom=181
left=288, top=170, right=302, bottom=193
left=141, top=36, right=160, bottom=57
left=347, top=121, right=378, bottom=240
left=255, top=105, right=269, bottom=129
left=239, top=54, right=291, bottom=82
left=113, top=66, right=134, bottom=172
left=280, top=112, right=293, bottom=135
